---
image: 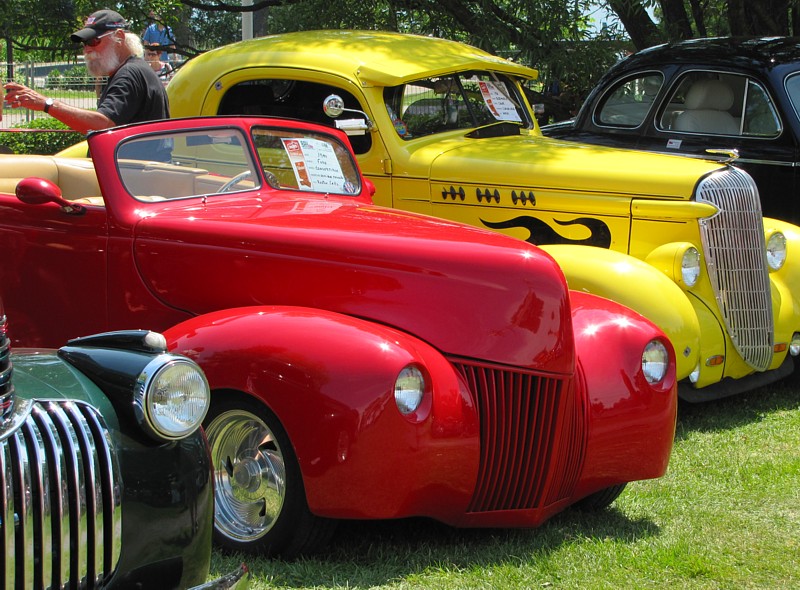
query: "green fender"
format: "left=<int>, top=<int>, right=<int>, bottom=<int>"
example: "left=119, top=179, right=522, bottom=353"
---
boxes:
left=541, top=244, right=701, bottom=381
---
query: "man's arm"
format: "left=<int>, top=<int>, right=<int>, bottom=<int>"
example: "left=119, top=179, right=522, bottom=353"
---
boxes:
left=43, top=100, right=117, bottom=134
left=4, top=82, right=116, bottom=134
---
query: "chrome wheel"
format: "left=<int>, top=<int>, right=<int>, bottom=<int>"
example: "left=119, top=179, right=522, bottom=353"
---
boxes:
left=206, top=408, right=286, bottom=542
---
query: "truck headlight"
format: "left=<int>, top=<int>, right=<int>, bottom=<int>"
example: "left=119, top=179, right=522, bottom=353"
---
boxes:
left=681, top=246, right=701, bottom=287
left=135, top=356, right=210, bottom=440
left=395, top=365, right=425, bottom=415
left=645, top=242, right=701, bottom=288
left=790, top=332, right=800, bottom=357
left=642, top=340, right=669, bottom=384
left=766, top=231, right=786, bottom=271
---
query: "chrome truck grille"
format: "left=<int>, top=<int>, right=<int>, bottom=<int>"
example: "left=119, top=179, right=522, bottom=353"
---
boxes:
left=0, top=399, right=122, bottom=589
left=696, top=167, right=773, bottom=371
left=0, top=316, right=13, bottom=423
left=453, top=362, right=586, bottom=512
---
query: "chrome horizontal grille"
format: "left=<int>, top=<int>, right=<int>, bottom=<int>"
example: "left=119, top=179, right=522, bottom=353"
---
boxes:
left=696, top=167, right=773, bottom=371
left=453, top=362, right=585, bottom=513
left=0, top=399, right=122, bottom=589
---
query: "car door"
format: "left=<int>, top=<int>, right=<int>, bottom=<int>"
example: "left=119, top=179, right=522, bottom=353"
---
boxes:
left=0, top=184, right=108, bottom=347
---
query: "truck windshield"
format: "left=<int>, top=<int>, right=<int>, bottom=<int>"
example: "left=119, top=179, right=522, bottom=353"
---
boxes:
left=383, top=72, right=531, bottom=139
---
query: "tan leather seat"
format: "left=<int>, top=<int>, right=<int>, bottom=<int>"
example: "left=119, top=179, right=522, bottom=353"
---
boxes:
left=0, top=155, right=101, bottom=202
left=673, top=80, right=739, bottom=135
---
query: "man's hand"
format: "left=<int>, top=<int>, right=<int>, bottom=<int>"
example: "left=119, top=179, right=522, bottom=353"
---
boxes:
left=3, top=82, right=48, bottom=112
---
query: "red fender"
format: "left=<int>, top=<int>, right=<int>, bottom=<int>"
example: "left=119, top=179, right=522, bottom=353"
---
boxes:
left=164, top=305, right=481, bottom=520
left=569, top=291, right=677, bottom=499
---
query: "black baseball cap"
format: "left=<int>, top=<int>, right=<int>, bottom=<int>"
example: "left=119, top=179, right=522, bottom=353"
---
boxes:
left=70, top=9, right=129, bottom=43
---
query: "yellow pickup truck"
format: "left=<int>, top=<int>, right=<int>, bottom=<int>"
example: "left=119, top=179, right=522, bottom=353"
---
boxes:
left=165, top=30, right=800, bottom=401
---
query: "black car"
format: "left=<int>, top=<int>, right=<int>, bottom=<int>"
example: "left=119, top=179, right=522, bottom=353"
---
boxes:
left=543, top=37, right=800, bottom=224
left=0, top=303, right=247, bottom=588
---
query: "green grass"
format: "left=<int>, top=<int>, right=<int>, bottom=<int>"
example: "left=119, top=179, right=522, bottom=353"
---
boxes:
left=210, top=379, right=800, bottom=589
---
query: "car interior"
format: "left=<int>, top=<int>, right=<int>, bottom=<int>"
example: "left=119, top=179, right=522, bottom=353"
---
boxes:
left=596, top=71, right=781, bottom=137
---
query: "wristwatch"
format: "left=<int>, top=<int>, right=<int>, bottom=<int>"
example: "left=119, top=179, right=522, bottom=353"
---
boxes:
left=44, top=98, right=54, bottom=114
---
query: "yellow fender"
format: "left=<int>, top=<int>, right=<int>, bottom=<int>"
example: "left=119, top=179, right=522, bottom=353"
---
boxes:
left=541, top=244, right=701, bottom=381
left=764, top=217, right=800, bottom=296
left=56, top=141, right=89, bottom=158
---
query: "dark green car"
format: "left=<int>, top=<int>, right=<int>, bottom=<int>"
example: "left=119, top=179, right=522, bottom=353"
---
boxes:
left=0, top=304, right=248, bottom=588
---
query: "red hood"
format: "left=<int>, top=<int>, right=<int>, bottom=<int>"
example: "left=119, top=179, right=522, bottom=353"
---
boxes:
left=132, top=194, right=574, bottom=374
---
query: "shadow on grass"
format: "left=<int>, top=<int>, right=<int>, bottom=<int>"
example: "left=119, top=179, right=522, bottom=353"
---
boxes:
left=675, top=376, right=800, bottom=440
left=224, top=506, right=659, bottom=587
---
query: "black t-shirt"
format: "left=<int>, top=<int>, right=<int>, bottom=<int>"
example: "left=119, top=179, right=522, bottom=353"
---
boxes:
left=98, top=56, right=170, bottom=126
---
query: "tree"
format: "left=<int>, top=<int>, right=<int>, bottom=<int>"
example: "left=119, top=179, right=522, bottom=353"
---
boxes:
left=602, top=0, right=800, bottom=50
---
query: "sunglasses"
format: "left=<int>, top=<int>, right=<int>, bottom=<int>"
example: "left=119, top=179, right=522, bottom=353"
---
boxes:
left=83, top=30, right=116, bottom=47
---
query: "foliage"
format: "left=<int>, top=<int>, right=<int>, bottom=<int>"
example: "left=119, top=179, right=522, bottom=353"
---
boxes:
left=5, top=1, right=800, bottom=126
left=0, top=117, right=83, bottom=154
left=43, top=66, right=92, bottom=93
left=601, top=0, right=800, bottom=49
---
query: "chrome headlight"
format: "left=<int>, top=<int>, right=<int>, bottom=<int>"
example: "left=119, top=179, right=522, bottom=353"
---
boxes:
left=680, top=246, right=701, bottom=287
left=790, top=332, right=800, bottom=357
left=644, top=242, right=701, bottom=288
left=642, top=340, right=669, bottom=384
left=135, top=355, right=210, bottom=440
left=394, top=365, right=425, bottom=415
left=766, top=231, right=787, bottom=271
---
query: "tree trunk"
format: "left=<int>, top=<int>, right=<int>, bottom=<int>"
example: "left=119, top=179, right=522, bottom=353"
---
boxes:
left=730, top=0, right=790, bottom=35
left=659, top=0, right=693, bottom=40
left=606, top=0, right=664, bottom=49
left=687, top=0, right=707, bottom=37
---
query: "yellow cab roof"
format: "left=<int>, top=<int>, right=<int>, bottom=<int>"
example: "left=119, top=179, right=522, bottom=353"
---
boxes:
left=189, top=29, right=539, bottom=86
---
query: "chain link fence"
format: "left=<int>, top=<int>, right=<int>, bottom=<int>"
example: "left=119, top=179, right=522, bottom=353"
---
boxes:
left=1, top=60, right=103, bottom=129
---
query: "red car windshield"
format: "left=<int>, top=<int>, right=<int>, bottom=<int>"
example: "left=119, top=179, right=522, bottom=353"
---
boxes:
left=114, top=125, right=362, bottom=201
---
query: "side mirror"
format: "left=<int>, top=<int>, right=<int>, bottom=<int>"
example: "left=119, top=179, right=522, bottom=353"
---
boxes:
left=363, top=178, right=376, bottom=198
left=16, top=177, right=86, bottom=215
left=322, top=94, right=346, bottom=118
left=322, top=94, right=373, bottom=136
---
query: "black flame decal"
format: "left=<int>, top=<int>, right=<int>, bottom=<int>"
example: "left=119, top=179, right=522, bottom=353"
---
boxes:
left=482, top=216, right=612, bottom=248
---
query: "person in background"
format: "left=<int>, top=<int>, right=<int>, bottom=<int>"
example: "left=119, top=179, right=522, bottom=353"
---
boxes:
left=2, top=9, right=169, bottom=135
left=144, top=42, right=174, bottom=84
left=142, top=11, right=175, bottom=63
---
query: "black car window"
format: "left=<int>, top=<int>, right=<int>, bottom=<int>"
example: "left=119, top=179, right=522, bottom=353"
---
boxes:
left=784, top=73, right=800, bottom=126
left=218, top=80, right=373, bottom=155
left=595, top=73, right=663, bottom=127
left=743, top=81, right=781, bottom=137
left=664, top=71, right=779, bottom=138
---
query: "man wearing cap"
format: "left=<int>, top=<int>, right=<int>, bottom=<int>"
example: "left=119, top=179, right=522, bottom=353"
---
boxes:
left=3, top=9, right=169, bottom=135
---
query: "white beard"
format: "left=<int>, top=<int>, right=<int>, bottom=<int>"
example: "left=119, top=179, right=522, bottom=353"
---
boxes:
left=86, top=48, right=123, bottom=77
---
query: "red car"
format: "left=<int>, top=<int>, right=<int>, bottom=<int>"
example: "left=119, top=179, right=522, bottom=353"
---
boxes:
left=0, top=116, right=676, bottom=556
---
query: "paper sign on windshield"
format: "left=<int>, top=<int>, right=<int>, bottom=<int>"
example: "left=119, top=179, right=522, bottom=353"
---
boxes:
left=478, top=81, right=522, bottom=122
left=282, top=137, right=351, bottom=192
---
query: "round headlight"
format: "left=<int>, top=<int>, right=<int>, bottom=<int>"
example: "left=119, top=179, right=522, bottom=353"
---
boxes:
left=394, top=365, right=425, bottom=415
left=680, top=246, right=701, bottom=287
left=766, top=231, right=787, bottom=271
left=790, top=332, right=800, bottom=357
left=135, top=356, right=210, bottom=440
left=642, top=340, right=669, bottom=384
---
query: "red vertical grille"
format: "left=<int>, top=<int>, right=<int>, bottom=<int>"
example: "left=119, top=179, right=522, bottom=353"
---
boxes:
left=453, top=362, right=586, bottom=512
